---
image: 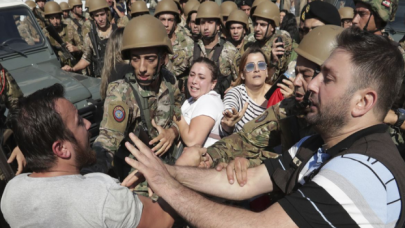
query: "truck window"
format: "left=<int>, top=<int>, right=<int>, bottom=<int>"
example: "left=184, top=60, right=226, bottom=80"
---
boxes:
left=0, top=6, right=45, bottom=56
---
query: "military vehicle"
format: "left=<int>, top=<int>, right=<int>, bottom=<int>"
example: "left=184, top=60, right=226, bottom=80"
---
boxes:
left=0, top=1, right=103, bottom=146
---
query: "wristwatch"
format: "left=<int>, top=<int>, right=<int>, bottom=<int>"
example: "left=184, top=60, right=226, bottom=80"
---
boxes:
left=394, top=108, right=405, bottom=128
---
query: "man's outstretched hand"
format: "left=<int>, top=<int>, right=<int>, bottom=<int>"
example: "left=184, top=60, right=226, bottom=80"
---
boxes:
left=122, top=133, right=180, bottom=195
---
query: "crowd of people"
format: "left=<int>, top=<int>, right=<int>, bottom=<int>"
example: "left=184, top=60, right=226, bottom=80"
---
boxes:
left=0, top=0, right=405, bottom=227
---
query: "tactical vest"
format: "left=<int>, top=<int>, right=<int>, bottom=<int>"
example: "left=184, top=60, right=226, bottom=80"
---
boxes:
left=88, top=23, right=117, bottom=77
left=193, top=38, right=225, bottom=66
left=70, top=16, right=85, bottom=41
left=272, top=125, right=405, bottom=228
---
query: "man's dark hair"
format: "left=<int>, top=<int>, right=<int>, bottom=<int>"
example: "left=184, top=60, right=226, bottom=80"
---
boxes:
left=280, top=12, right=299, bottom=43
left=8, top=83, right=77, bottom=172
left=336, top=27, right=404, bottom=120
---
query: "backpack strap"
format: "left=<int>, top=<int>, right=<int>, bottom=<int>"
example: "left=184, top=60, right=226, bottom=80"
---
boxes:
left=193, top=41, right=201, bottom=62
left=211, top=38, right=225, bottom=65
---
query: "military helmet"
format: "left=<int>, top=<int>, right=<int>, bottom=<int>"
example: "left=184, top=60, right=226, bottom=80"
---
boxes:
left=338, top=7, right=354, bottom=20
left=184, top=0, right=199, bottom=18
left=252, top=1, right=280, bottom=27
left=85, top=0, right=91, bottom=8
left=68, top=0, right=82, bottom=8
left=60, top=2, right=71, bottom=11
left=25, top=0, right=36, bottom=10
left=131, top=1, right=149, bottom=16
left=44, top=1, right=62, bottom=16
left=295, top=25, right=344, bottom=66
left=250, top=0, right=266, bottom=17
left=196, top=1, right=221, bottom=24
left=226, top=10, right=248, bottom=30
left=154, top=0, right=181, bottom=22
left=220, top=1, right=237, bottom=19
left=122, top=15, right=173, bottom=59
left=173, top=0, right=183, bottom=12
left=354, top=0, right=398, bottom=22
left=88, top=0, right=109, bottom=13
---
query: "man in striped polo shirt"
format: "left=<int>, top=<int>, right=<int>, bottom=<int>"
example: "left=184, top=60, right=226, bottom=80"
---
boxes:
left=122, top=26, right=405, bottom=227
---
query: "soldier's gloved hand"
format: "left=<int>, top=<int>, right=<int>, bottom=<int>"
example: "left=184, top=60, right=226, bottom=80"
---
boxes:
left=7, top=146, right=26, bottom=175
left=175, top=145, right=206, bottom=167
left=216, top=157, right=250, bottom=186
left=150, top=119, right=177, bottom=157
left=221, top=102, right=249, bottom=133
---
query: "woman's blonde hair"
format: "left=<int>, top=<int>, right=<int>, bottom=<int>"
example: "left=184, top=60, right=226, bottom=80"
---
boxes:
left=233, top=45, right=270, bottom=87
left=100, top=28, right=125, bottom=100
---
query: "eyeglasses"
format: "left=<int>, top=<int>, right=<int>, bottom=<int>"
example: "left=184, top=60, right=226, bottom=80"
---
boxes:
left=245, top=61, right=267, bottom=72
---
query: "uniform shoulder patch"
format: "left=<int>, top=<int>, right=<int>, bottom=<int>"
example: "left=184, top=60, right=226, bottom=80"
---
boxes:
left=255, top=111, right=268, bottom=123
left=113, top=105, right=126, bottom=122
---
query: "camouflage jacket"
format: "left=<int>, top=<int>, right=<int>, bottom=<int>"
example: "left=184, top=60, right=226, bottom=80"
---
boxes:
left=46, top=24, right=83, bottom=67
left=81, top=25, right=114, bottom=63
left=116, top=15, right=129, bottom=28
left=169, top=30, right=194, bottom=79
left=66, top=12, right=91, bottom=41
left=0, top=64, right=23, bottom=112
left=240, top=29, right=293, bottom=84
left=0, top=65, right=23, bottom=181
left=34, top=8, right=46, bottom=30
left=195, top=38, right=239, bottom=80
left=93, top=68, right=183, bottom=160
left=16, top=19, right=39, bottom=46
left=247, top=16, right=254, bottom=34
left=207, top=97, right=314, bottom=167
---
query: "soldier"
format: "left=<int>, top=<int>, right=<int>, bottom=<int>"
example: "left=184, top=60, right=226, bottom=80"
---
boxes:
left=90, top=15, right=183, bottom=197
left=60, top=2, right=72, bottom=25
left=62, top=0, right=117, bottom=77
left=184, top=0, right=200, bottom=41
left=241, top=1, right=293, bottom=84
left=18, top=3, right=41, bottom=45
left=44, top=1, right=83, bottom=68
left=193, top=1, right=239, bottom=96
left=32, top=0, right=47, bottom=30
left=130, top=1, right=149, bottom=18
left=177, top=25, right=343, bottom=169
left=173, top=0, right=187, bottom=32
left=84, top=0, right=91, bottom=20
left=226, top=10, right=248, bottom=50
left=68, top=0, right=91, bottom=41
left=238, top=0, right=253, bottom=34
left=220, top=1, right=238, bottom=39
left=154, top=0, right=194, bottom=89
left=300, top=1, right=341, bottom=36
left=0, top=64, right=24, bottom=227
left=351, top=0, right=404, bottom=156
left=338, top=7, right=354, bottom=28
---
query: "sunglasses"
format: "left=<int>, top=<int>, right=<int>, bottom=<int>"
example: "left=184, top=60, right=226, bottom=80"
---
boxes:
left=245, top=61, right=267, bottom=73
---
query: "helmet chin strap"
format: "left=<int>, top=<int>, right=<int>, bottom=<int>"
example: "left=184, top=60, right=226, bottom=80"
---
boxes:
left=363, top=12, right=379, bottom=34
left=168, top=21, right=177, bottom=38
left=202, top=21, right=219, bottom=42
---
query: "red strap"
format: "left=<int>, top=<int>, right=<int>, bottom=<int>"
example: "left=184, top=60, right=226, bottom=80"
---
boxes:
left=266, top=88, right=284, bottom=108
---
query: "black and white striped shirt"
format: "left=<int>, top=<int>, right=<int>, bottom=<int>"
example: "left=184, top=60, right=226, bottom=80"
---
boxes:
left=223, top=85, right=267, bottom=132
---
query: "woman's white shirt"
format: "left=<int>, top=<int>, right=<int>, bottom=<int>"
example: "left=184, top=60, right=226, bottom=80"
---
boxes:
left=181, top=91, right=224, bottom=147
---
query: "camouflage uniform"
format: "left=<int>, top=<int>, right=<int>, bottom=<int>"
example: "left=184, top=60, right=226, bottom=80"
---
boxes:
left=195, top=38, right=239, bottom=81
left=67, top=12, right=91, bottom=41
left=47, top=24, right=83, bottom=67
left=207, top=97, right=314, bottom=167
left=247, top=16, right=254, bottom=34
left=0, top=64, right=24, bottom=181
left=116, top=15, right=129, bottom=28
left=240, top=29, right=293, bottom=84
left=92, top=68, right=182, bottom=197
left=84, top=11, right=91, bottom=20
left=81, top=27, right=113, bottom=64
left=170, top=30, right=194, bottom=79
left=16, top=19, right=39, bottom=46
left=34, top=8, right=46, bottom=30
